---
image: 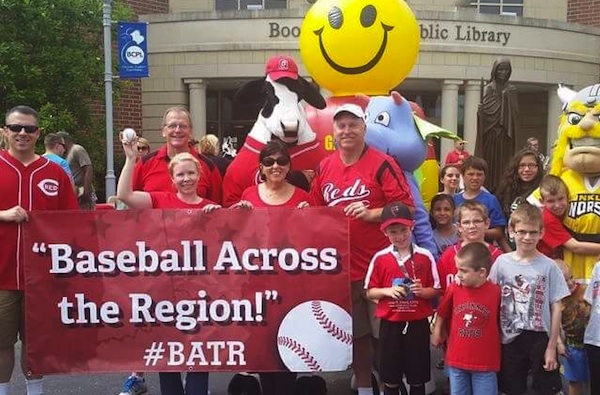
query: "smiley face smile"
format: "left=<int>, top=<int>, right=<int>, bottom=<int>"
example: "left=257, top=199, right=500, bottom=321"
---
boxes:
left=314, top=22, right=393, bottom=75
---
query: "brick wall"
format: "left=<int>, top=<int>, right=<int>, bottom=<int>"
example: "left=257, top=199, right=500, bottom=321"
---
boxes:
left=567, top=0, right=600, bottom=26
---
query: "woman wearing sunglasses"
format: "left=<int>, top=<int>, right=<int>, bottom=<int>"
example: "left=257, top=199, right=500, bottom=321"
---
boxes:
left=234, top=140, right=310, bottom=209
left=232, top=140, right=307, bottom=394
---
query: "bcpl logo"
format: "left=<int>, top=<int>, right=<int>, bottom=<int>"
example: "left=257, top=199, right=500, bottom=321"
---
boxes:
left=125, top=45, right=145, bottom=65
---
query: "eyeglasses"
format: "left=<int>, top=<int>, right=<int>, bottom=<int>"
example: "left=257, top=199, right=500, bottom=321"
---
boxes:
left=137, top=146, right=149, bottom=152
left=5, top=124, right=38, bottom=134
left=518, top=163, right=538, bottom=170
left=460, top=219, right=485, bottom=226
left=261, top=156, right=290, bottom=167
left=514, top=229, right=541, bottom=237
left=164, top=123, right=190, bottom=131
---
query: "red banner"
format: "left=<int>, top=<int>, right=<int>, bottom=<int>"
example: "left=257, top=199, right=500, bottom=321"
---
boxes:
left=23, top=208, right=351, bottom=374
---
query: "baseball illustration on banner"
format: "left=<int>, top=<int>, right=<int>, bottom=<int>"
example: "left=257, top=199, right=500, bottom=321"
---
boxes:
left=277, top=300, right=352, bottom=372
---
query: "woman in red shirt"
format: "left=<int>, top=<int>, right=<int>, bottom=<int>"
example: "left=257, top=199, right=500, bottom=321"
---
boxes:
left=234, top=140, right=310, bottom=209
left=233, top=140, right=308, bottom=394
left=118, top=138, right=221, bottom=212
left=117, top=137, right=219, bottom=395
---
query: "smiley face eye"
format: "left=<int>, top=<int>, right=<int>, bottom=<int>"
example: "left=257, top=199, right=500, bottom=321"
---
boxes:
left=328, top=6, right=343, bottom=30
left=360, top=5, right=377, bottom=28
left=567, top=112, right=582, bottom=125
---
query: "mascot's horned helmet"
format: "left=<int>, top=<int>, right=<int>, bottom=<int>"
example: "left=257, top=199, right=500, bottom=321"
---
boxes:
left=572, top=84, right=600, bottom=107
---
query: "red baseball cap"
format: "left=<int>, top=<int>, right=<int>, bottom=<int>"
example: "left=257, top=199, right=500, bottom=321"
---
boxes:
left=265, top=55, right=299, bottom=81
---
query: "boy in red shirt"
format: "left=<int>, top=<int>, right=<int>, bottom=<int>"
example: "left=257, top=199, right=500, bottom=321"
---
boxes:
left=537, top=174, right=600, bottom=259
left=365, top=202, right=440, bottom=395
left=432, top=242, right=501, bottom=395
left=437, top=201, right=503, bottom=293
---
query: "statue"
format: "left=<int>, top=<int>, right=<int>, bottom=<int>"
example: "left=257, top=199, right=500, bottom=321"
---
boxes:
left=476, top=58, right=519, bottom=193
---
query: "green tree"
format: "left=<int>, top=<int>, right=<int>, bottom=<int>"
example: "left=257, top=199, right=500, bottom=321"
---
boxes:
left=0, top=0, right=133, bottom=199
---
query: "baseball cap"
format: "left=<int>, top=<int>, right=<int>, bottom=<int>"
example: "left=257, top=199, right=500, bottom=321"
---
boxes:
left=380, top=202, right=414, bottom=231
left=333, top=104, right=365, bottom=120
left=265, top=55, right=299, bottom=81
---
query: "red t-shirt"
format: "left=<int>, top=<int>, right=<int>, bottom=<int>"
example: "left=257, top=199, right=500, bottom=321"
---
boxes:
left=437, top=281, right=501, bottom=372
left=437, top=242, right=502, bottom=293
left=149, top=192, right=217, bottom=209
left=365, top=245, right=440, bottom=322
left=0, top=152, right=79, bottom=290
left=222, top=136, right=322, bottom=207
left=310, top=147, right=414, bottom=281
left=133, top=146, right=222, bottom=204
left=444, top=150, right=471, bottom=166
left=538, top=207, right=571, bottom=259
left=240, top=185, right=310, bottom=208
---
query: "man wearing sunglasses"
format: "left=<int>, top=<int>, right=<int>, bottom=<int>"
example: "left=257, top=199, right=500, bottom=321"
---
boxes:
left=57, top=131, right=97, bottom=210
left=310, top=104, right=415, bottom=395
left=0, top=106, right=78, bottom=395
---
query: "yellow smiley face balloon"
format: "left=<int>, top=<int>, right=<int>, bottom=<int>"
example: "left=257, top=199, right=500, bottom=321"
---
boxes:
left=300, top=0, right=420, bottom=97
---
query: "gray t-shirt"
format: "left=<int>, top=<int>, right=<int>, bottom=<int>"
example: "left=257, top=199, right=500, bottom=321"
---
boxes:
left=584, top=262, right=600, bottom=347
left=67, top=144, right=92, bottom=188
left=489, top=252, right=570, bottom=344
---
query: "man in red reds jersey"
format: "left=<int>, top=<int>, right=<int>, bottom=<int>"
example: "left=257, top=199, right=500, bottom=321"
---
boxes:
left=0, top=106, right=78, bottom=395
left=310, top=103, right=414, bottom=395
left=132, top=107, right=222, bottom=204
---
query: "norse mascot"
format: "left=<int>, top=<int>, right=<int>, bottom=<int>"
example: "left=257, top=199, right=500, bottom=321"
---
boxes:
left=549, top=84, right=600, bottom=282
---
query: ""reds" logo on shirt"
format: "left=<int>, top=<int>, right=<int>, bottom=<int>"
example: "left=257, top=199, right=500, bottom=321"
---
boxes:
left=322, top=179, right=371, bottom=206
left=37, top=179, right=59, bottom=197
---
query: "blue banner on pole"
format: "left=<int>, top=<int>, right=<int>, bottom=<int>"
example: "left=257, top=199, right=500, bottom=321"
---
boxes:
left=118, top=22, right=149, bottom=79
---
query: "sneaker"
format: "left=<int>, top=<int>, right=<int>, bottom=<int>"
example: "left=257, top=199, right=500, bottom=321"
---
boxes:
left=118, top=375, right=148, bottom=395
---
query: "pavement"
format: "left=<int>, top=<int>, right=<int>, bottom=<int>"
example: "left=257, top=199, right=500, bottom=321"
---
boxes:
left=7, top=342, right=450, bottom=395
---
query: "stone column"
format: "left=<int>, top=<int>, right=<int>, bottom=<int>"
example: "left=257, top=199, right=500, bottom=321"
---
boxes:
left=463, top=80, right=481, bottom=153
left=440, top=80, right=463, bottom=162
left=185, top=78, right=207, bottom=140
left=546, top=87, right=562, bottom=154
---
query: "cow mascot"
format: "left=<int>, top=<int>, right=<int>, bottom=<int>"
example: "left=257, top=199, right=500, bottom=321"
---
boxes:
left=549, top=83, right=600, bottom=282
left=222, top=55, right=326, bottom=206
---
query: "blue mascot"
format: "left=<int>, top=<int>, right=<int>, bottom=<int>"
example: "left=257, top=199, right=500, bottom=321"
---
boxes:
left=365, top=91, right=457, bottom=258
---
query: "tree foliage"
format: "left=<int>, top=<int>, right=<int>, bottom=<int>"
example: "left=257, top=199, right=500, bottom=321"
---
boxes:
left=0, top=0, right=133, bottom=199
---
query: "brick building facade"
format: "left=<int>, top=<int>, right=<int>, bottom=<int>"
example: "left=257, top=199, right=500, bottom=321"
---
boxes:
left=568, top=0, right=600, bottom=27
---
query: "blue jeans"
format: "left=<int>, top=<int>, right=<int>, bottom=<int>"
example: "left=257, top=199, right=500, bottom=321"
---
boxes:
left=158, top=372, right=209, bottom=395
left=447, top=367, right=497, bottom=395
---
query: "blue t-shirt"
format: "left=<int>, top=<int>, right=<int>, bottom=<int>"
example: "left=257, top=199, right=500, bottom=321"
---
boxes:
left=454, top=190, right=507, bottom=228
left=43, top=153, right=73, bottom=182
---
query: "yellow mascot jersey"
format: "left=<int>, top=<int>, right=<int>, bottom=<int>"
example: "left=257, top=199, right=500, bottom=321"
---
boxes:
left=562, top=169, right=600, bottom=281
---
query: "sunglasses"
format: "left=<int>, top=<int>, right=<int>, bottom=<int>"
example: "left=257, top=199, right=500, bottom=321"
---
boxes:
left=5, top=124, right=38, bottom=134
left=137, top=146, right=149, bottom=152
left=261, top=156, right=290, bottom=167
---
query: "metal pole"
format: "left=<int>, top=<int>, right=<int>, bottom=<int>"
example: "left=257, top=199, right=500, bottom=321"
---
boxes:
left=103, top=0, right=116, bottom=198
